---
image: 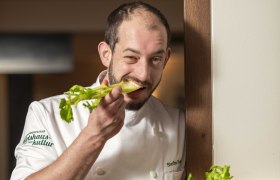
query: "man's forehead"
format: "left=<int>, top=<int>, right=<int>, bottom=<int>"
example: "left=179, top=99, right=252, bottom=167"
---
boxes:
left=118, top=21, right=167, bottom=42
left=114, top=9, right=168, bottom=49
left=119, top=11, right=167, bottom=37
left=126, top=9, right=161, bottom=27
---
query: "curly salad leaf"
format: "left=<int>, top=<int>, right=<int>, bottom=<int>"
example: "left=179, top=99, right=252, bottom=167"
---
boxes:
left=187, top=165, right=233, bottom=180
left=59, top=80, right=141, bottom=123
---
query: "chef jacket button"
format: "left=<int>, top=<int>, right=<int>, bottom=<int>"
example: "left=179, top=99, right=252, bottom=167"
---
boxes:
left=96, top=167, right=106, bottom=176
left=150, top=170, right=157, bottom=178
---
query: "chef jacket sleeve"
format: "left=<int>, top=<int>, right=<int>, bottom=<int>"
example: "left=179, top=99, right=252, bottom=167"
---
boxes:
left=10, top=101, right=57, bottom=180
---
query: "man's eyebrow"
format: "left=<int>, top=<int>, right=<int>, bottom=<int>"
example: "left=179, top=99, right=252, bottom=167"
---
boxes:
left=153, top=49, right=166, bottom=54
left=123, top=48, right=166, bottom=54
left=123, top=48, right=140, bottom=54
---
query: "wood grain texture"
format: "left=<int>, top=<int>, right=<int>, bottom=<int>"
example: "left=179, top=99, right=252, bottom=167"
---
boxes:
left=0, top=75, right=8, bottom=180
left=184, top=0, right=212, bottom=179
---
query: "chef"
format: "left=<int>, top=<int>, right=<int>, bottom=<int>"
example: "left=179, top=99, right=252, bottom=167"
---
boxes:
left=11, top=1, right=186, bottom=180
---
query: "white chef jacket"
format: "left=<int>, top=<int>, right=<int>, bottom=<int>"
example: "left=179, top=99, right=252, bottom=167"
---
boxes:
left=11, top=73, right=186, bottom=180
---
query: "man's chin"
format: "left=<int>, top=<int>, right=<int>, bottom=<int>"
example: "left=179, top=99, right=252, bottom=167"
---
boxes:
left=125, top=97, right=150, bottom=110
left=125, top=103, right=144, bottom=110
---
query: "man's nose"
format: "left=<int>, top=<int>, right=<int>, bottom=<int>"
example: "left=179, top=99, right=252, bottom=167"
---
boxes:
left=136, top=59, right=151, bottom=82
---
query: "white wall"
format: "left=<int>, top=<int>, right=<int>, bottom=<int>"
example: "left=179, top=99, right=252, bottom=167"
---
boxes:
left=212, top=0, right=280, bottom=179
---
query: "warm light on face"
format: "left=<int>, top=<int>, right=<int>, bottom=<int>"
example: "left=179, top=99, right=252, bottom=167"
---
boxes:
left=106, top=14, right=170, bottom=110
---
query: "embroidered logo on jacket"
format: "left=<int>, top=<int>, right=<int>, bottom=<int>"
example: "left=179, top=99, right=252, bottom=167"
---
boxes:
left=23, top=130, right=54, bottom=147
left=166, top=160, right=182, bottom=167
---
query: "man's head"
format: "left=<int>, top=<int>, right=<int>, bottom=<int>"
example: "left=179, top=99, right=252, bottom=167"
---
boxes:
left=104, top=1, right=171, bottom=52
left=98, top=1, right=171, bottom=110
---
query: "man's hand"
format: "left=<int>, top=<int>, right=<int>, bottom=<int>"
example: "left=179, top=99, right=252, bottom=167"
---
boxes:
left=86, top=82, right=126, bottom=141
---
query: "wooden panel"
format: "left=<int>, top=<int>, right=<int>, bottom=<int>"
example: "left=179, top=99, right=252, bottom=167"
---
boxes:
left=184, top=0, right=212, bottom=179
left=0, top=0, right=183, bottom=33
left=0, top=75, right=8, bottom=180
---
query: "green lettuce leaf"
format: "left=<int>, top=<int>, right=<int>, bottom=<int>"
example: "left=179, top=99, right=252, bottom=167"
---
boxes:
left=59, top=80, right=141, bottom=123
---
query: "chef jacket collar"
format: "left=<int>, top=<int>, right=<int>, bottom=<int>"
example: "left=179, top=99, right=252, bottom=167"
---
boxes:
left=91, top=70, right=107, bottom=87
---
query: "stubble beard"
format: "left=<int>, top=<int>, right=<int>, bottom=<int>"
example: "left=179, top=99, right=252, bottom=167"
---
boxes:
left=107, top=60, right=160, bottom=110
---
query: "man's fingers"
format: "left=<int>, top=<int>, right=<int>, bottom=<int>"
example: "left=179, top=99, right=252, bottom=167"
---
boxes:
left=101, top=86, right=123, bottom=106
left=101, top=79, right=109, bottom=86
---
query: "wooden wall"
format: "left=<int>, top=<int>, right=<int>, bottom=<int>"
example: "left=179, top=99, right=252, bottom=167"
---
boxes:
left=184, top=0, right=212, bottom=179
left=0, top=75, right=8, bottom=180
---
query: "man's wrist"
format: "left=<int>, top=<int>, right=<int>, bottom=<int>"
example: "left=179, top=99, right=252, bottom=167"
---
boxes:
left=80, top=126, right=107, bottom=152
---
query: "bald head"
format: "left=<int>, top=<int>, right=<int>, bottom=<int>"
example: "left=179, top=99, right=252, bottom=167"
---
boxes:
left=131, top=9, right=165, bottom=31
left=104, top=1, right=171, bottom=52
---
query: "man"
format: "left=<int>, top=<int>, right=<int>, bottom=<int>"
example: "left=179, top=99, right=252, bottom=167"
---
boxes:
left=11, top=1, right=186, bottom=179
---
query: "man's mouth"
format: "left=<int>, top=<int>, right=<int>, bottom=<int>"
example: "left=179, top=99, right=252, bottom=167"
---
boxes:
left=121, top=78, right=151, bottom=97
left=126, top=86, right=146, bottom=97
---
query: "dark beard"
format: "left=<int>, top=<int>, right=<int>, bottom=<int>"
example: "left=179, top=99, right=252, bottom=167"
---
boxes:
left=125, top=94, right=151, bottom=110
left=107, top=60, right=118, bottom=85
left=107, top=60, right=160, bottom=110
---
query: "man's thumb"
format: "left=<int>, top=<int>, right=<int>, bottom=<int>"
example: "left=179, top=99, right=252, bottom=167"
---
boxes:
left=101, top=79, right=109, bottom=86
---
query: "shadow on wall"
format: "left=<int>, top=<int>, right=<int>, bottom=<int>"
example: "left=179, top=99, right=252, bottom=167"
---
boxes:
left=185, top=20, right=212, bottom=179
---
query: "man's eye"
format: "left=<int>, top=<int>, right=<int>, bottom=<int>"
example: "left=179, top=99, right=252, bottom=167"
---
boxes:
left=124, top=56, right=138, bottom=63
left=151, top=57, right=163, bottom=65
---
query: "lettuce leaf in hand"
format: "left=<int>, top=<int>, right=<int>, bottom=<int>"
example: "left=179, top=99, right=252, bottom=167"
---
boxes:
left=59, top=80, right=141, bottom=123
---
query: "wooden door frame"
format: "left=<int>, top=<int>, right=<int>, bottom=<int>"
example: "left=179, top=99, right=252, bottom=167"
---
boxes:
left=0, top=75, right=8, bottom=180
left=184, top=0, right=212, bottom=178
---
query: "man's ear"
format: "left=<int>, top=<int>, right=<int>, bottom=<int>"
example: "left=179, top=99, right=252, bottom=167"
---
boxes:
left=163, top=47, right=172, bottom=68
left=98, top=41, right=112, bottom=67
